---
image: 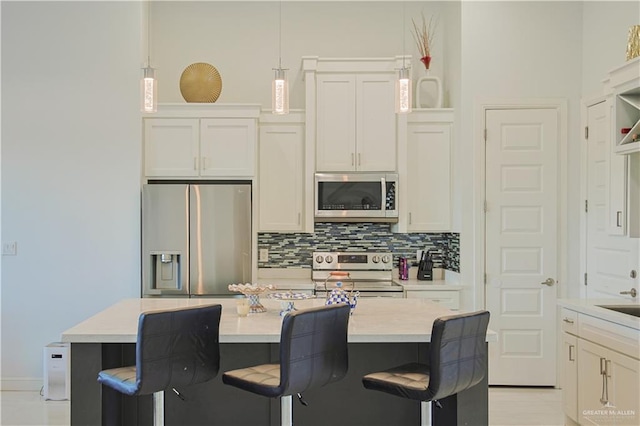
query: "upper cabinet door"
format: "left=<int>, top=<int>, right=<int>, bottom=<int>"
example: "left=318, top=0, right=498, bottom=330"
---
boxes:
left=316, top=74, right=357, bottom=171
left=406, top=122, right=452, bottom=232
left=199, top=118, right=256, bottom=177
left=258, top=123, right=304, bottom=232
left=144, top=118, right=200, bottom=177
left=356, top=74, right=396, bottom=172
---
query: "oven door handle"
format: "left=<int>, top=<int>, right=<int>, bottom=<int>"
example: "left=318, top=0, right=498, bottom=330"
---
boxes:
left=380, top=177, right=386, bottom=214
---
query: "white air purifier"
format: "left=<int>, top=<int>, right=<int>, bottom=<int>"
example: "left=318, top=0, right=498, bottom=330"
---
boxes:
left=43, top=342, right=70, bottom=401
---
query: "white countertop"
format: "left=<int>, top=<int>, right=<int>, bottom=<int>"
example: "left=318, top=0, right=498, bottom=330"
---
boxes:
left=61, top=298, right=496, bottom=344
left=557, top=298, right=640, bottom=330
left=395, top=278, right=464, bottom=291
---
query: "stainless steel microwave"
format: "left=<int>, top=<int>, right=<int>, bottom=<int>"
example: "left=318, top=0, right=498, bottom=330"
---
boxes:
left=315, top=173, right=398, bottom=222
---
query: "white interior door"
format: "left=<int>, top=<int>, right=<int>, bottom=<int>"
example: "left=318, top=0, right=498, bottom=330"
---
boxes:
left=485, top=108, right=559, bottom=386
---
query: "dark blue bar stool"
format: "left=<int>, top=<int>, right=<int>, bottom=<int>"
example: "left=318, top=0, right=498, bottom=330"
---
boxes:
left=362, top=310, right=490, bottom=426
left=222, top=304, right=351, bottom=426
left=97, top=304, right=222, bottom=426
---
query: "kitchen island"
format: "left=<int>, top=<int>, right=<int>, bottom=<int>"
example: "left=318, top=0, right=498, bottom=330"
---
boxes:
left=62, top=297, right=496, bottom=426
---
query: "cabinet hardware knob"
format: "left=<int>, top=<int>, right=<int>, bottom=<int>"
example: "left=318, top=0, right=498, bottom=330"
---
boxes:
left=562, top=318, right=574, bottom=324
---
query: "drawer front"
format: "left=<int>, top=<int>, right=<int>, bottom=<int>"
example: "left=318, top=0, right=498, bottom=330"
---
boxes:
left=560, top=308, right=578, bottom=335
left=405, top=290, right=460, bottom=310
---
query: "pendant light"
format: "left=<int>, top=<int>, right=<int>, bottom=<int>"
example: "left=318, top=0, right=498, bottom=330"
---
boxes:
left=396, top=2, right=412, bottom=114
left=141, top=0, right=157, bottom=113
left=272, top=1, right=289, bottom=115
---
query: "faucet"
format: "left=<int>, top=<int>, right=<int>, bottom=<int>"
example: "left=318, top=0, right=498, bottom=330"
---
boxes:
left=620, top=288, right=637, bottom=298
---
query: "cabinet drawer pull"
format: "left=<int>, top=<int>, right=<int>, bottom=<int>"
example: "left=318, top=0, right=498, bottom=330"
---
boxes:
left=297, top=212, right=301, bottom=225
left=194, top=157, right=198, bottom=170
left=562, top=318, right=574, bottom=324
left=351, top=153, right=355, bottom=166
left=568, top=344, right=575, bottom=362
left=616, top=211, right=622, bottom=227
left=358, top=153, right=361, bottom=166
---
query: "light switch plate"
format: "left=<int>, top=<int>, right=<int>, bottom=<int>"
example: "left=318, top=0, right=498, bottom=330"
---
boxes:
left=2, top=241, right=17, bottom=256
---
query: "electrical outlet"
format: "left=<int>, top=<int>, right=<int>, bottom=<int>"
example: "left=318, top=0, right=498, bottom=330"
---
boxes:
left=259, top=249, right=269, bottom=262
left=2, top=241, right=17, bottom=256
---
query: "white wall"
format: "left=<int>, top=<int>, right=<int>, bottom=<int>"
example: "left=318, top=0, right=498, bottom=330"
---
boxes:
left=459, top=1, right=584, bottom=308
left=152, top=1, right=452, bottom=107
left=1, top=1, right=142, bottom=388
left=582, top=1, right=640, bottom=97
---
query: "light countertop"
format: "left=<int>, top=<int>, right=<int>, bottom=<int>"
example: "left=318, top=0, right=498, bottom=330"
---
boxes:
left=61, top=297, right=496, bottom=344
left=557, top=298, right=640, bottom=330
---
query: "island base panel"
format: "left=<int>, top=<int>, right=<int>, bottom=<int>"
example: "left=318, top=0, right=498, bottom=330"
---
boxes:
left=71, top=342, right=487, bottom=426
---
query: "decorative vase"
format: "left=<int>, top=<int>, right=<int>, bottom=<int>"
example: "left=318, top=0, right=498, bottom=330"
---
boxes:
left=415, top=75, right=443, bottom=109
left=627, top=25, right=640, bottom=61
left=420, top=56, right=432, bottom=70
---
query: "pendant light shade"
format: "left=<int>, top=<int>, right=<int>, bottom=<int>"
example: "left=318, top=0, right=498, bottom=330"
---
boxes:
left=272, top=68, right=289, bottom=115
left=396, top=2, right=411, bottom=114
left=395, top=67, right=412, bottom=114
left=141, top=0, right=157, bottom=113
left=141, top=65, right=157, bottom=113
left=272, top=1, right=289, bottom=115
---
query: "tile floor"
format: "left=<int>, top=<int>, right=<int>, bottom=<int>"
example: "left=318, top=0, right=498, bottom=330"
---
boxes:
left=0, top=386, right=564, bottom=426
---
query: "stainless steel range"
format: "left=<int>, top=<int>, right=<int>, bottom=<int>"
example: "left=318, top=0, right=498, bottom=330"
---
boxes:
left=312, top=251, right=404, bottom=297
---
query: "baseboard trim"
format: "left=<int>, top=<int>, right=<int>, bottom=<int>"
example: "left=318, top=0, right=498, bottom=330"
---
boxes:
left=1, top=378, right=43, bottom=392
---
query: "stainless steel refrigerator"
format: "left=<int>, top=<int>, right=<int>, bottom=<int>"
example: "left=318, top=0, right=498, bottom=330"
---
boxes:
left=142, top=183, right=252, bottom=297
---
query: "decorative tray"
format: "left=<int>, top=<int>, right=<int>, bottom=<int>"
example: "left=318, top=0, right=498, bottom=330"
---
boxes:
left=268, top=292, right=315, bottom=301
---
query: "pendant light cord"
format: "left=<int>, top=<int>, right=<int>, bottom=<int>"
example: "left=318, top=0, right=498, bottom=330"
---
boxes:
left=278, top=1, right=282, bottom=69
left=402, top=1, right=406, bottom=69
left=147, top=0, right=152, bottom=67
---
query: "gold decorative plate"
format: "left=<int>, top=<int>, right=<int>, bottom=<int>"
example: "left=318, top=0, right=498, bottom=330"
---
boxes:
left=179, top=62, right=222, bottom=103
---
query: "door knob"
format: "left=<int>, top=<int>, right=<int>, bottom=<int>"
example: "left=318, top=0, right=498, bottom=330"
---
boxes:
left=620, top=288, right=637, bottom=298
left=540, top=278, right=555, bottom=286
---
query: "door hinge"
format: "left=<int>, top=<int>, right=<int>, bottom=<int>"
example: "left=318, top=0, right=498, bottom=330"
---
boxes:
left=585, top=200, right=588, bottom=213
left=484, top=128, right=487, bottom=142
left=584, top=273, right=588, bottom=286
left=584, top=126, right=589, bottom=140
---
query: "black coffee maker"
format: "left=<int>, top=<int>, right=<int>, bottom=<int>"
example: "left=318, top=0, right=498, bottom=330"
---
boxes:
left=417, top=250, right=433, bottom=281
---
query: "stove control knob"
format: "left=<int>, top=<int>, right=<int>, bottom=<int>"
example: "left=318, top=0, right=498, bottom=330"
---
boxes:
left=315, top=255, right=324, bottom=263
left=372, top=255, right=380, bottom=263
left=382, top=255, right=391, bottom=264
left=325, top=255, right=334, bottom=263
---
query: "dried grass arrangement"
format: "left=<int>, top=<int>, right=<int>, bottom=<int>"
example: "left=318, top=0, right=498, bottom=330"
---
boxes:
left=412, top=12, right=437, bottom=69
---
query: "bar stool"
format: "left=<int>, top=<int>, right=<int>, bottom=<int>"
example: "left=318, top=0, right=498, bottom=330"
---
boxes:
left=97, top=304, right=222, bottom=426
left=222, top=304, right=351, bottom=426
left=362, top=310, right=490, bottom=426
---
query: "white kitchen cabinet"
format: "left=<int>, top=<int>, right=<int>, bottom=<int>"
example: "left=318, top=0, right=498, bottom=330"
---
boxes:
left=144, top=118, right=200, bottom=177
left=404, top=290, right=459, bottom=310
left=145, top=118, right=256, bottom=178
left=578, top=339, right=640, bottom=426
left=258, top=120, right=304, bottom=232
left=405, top=111, right=452, bottom=232
left=559, top=306, right=640, bottom=425
left=303, top=57, right=401, bottom=173
left=316, top=73, right=396, bottom=172
left=143, top=104, right=260, bottom=179
left=560, top=308, right=578, bottom=424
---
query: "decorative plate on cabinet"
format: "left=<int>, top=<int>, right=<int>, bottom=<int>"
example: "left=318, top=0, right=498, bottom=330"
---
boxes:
left=179, top=62, right=222, bottom=103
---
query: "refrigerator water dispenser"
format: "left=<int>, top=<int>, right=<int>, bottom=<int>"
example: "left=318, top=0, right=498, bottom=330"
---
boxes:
left=150, top=252, right=182, bottom=291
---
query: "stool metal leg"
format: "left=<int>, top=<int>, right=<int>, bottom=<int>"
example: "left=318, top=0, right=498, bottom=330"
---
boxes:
left=153, top=390, right=164, bottom=426
left=281, top=394, right=292, bottom=426
left=420, top=400, right=431, bottom=426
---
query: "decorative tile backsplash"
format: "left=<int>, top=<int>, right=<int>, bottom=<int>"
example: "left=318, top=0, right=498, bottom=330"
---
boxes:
left=258, top=222, right=460, bottom=272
